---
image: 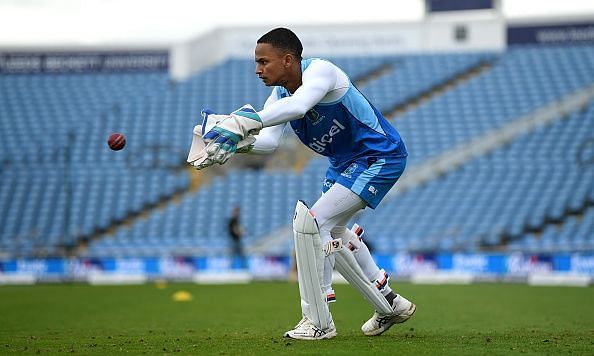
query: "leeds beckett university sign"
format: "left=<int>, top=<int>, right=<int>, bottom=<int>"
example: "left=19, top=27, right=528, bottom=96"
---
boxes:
left=0, top=51, right=168, bottom=74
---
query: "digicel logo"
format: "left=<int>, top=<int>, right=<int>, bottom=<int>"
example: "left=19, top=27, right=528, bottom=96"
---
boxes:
left=308, top=119, right=346, bottom=153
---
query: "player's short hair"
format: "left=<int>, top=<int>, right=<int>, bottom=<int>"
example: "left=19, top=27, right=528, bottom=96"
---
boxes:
left=257, top=28, right=303, bottom=60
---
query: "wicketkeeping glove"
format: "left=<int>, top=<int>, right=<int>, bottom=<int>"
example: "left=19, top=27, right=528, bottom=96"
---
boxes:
left=187, top=106, right=259, bottom=170
left=202, top=104, right=262, bottom=165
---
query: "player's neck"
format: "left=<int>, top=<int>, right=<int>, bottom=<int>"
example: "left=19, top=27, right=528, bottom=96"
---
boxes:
left=285, top=81, right=301, bottom=94
left=284, top=64, right=302, bottom=94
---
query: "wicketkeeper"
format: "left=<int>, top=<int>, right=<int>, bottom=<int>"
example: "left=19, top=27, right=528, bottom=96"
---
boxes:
left=188, top=28, right=416, bottom=340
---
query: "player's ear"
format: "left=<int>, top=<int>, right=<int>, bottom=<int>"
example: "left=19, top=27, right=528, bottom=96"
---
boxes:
left=283, top=54, right=293, bottom=68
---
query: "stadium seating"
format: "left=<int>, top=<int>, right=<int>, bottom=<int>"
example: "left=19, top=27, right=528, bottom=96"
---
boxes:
left=0, top=166, right=189, bottom=255
left=89, top=54, right=490, bottom=255
left=83, top=55, right=463, bottom=163
left=507, top=207, right=594, bottom=253
left=0, top=71, right=185, bottom=255
left=356, top=103, right=594, bottom=253
left=0, top=73, right=169, bottom=163
left=395, top=46, right=594, bottom=166
left=87, top=46, right=593, bottom=256
left=2, top=45, right=593, bottom=258
left=362, top=53, right=491, bottom=113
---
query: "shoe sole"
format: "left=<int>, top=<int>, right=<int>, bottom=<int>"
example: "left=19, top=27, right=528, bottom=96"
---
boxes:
left=283, top=329, right=337, bottom=340
left=363, top=303, right=417, bottom=336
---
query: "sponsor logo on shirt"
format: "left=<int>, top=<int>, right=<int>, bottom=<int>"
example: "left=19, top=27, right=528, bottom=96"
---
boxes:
left=341, top=163, right=358, bottom=179
left=309, top=119, right=346, bottom=153
left=305, top=109, right=324, bottom=126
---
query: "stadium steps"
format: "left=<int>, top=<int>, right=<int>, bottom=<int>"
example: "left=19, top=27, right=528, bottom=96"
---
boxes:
left=354, top=62, right=394, bottom=87
left=393, top=83, right=594, bottom=195
left=188, top=166, right=204, bottom=193
left=386, top=60, right=493, bottom=118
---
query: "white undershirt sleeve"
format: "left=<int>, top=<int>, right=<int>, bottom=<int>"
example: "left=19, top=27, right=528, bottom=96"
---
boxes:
left=257, top=60, right=337, bottom=127
left=249, top=89, right=287, bottom=154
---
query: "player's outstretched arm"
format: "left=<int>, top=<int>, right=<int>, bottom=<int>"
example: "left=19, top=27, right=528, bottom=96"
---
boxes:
left=188, top=59, right=336, bottom=169
left=247, top=123, right=287, bottom=154
left=245, top=89, right=287, bottom=154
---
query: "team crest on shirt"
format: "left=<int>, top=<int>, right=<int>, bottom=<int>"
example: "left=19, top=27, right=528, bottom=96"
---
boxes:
left=305, top=109, right=324, bottom=126
left=341, top=163, right=358, bottom=179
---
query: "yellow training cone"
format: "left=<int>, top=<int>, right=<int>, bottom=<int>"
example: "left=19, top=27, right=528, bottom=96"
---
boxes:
left=172, top=290, right=193, bottom=302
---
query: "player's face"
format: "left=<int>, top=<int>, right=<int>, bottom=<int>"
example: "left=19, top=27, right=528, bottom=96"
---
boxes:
left=255, top=43, right=289, bottom=87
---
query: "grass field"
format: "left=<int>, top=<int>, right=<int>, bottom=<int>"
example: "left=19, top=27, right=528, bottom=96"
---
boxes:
left=1, top=282, right=593, bottom=355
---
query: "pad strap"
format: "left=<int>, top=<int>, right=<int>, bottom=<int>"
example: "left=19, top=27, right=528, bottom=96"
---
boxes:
left=326, top=289, right=336, bottom=303
left=323, top=238, right=343, bottom=256
left=374, top=269, right=390, bottom=292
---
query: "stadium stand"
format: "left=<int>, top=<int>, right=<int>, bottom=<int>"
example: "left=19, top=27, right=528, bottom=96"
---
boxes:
left=357, top=103, right=594, bottom=253
left=0, top=166, right=189, bottom=256
left=395, top=46, right=594, bottom=166
left=83, top=56, right=429, bottom=163
left=0, top=57, right=394, bottom=256
left=508, top=207, right=594, bottom=253
left=2, top=45, right=593, bottom=258
left=0, top=73, right=169, bottom=163
left=0, top=72, right=188, bottom=256
left=85, top=53, right=497, bottom=256
left=361, top=53, right=491, bottom=113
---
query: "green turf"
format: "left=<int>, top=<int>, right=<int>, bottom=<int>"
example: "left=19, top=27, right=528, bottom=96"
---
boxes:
left=1, top=282, right=593, bottom=355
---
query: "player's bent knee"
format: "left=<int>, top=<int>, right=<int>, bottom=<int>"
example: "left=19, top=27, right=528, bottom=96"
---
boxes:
left=293, top=200, right=319, bottom=235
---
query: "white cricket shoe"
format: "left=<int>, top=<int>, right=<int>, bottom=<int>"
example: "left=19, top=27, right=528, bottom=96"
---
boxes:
left=361, top=294, right=416, bottom=336
left=284, top=318, right=337, bottom=340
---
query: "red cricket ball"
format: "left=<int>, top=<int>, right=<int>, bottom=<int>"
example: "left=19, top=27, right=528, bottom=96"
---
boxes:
left=108, top=133, right=126, bottom=151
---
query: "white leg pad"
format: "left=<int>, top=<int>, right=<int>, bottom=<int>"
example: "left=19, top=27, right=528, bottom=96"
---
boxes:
left=334, top=241, right=393, bottom=315
left=293, top=200, right=331, bottom=330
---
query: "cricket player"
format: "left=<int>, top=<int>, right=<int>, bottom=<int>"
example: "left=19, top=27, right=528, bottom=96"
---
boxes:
left=188, top=28, right=415, bottom=340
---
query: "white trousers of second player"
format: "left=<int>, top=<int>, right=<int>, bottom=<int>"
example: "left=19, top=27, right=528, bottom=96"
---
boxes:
left=309, top=182, right=391, bottom=299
